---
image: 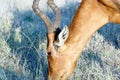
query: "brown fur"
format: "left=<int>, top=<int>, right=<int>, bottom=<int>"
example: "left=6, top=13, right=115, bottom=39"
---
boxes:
left=47, top=0, right=120, bottom=80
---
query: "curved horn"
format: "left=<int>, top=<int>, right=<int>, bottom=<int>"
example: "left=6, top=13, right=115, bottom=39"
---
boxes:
left=47, top=0, right=61, bottom=30
left=32, top=0, right=53, bottom=33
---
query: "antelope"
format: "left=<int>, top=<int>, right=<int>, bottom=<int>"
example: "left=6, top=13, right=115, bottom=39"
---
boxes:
left=32, top=0, right=120, bottom=80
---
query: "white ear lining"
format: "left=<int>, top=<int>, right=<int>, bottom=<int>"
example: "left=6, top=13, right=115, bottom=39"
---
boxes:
left=54, top=25, right=69, bottom=47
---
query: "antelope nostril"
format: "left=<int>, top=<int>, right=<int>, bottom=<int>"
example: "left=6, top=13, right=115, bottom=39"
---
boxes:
left=48, top=52, right=51, bottom=55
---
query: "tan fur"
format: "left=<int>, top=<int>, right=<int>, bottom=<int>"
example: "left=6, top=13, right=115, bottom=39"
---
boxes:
left=47, top=0, right=120, bottom=80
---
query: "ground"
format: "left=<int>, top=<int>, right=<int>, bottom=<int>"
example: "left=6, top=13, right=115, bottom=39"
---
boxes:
left=0, top=0, right=120, bottom=80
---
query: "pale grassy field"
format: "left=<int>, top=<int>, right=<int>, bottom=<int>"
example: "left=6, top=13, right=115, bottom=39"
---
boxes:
left=0, top=0, right=120, bottom=80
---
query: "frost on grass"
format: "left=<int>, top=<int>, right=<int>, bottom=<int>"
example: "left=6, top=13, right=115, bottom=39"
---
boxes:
left=0, top=0, right=120, bottom=80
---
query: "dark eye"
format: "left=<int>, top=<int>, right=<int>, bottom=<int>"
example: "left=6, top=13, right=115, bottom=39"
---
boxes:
left=55, top=28, right=61, bottom=41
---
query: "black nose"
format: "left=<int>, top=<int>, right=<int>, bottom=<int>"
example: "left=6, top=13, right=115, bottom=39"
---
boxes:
left=47, top=52, right=51, bottom=55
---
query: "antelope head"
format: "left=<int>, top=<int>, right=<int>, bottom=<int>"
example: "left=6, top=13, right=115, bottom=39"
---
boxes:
left=32, top=0, right=120, bottom=80
left=32, top=0, right=70, bottom=79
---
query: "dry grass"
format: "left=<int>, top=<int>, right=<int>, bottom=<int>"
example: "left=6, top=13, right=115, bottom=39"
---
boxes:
left=0, top=0, right=120, bottom=80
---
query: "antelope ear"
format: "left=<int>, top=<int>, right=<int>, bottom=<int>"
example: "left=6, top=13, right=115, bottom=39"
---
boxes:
left=54, top=25, right=69, bottom=47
